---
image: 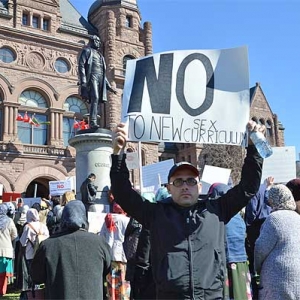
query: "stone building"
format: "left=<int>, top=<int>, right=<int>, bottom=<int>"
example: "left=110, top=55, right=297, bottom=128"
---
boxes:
left=0, top=0, right=284, bottom=198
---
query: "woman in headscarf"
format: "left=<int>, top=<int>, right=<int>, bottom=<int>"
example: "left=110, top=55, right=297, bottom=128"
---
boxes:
left=19, top=208, right=49, bottom=295
left=208, top=183, right=252, bottom=300
left=254, top=184, right=300, bottom=299
left=0, top=203, right=18, bottom=296
left=31, top=200, right=111, bottom=300
left=100, top=202, right=130, bottom=300
left=14, top=204, right=29, bottom=291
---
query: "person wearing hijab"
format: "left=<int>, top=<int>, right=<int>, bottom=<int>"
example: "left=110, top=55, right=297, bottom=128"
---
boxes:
left=0, top=203, right=18, bottom=296
left=19, top=208, right=49, bottom=295
left=30, top=200, right=111, bottom=300
left=208, top=183, right=252, bottom=300
left=100, top=202, right=130, bottom=300
left=254, top=184, right=300, bottom=299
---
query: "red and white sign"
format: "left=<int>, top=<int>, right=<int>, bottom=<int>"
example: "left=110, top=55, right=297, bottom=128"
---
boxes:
left=49, top=180, right=72, bottom=196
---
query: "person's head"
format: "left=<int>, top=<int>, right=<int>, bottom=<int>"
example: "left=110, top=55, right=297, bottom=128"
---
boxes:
left=268, top=184, right=296, bottom=212
left=155, top=186, right=171, bottom=202
left=90, top=35, right=101, bottom=50
left=286, top=178, right=300, bottom=213
left=5, top=202, right=16, bottom=219
left=26, top=208, right=40, bottom=223
left=88, top=173, right=96, bottom=182
left=40, top=198, right=50, bottom=210
left=31, top=202, right=41, bottom=212
left=167, top=162, right=201, bottom=207
left=51, top=195, right=61, bottom=208
left=208, top=183, right=230, bottom=199
left=60, top=200, right=88, bottom=232
left=61, top=191, right=76, bottom=206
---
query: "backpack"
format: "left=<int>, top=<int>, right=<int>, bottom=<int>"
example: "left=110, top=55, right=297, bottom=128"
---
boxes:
left=27, top=223, right=48, bottom=255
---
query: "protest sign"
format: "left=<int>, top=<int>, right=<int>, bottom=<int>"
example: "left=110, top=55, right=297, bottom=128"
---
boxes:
left=122, top=47, right=250, bottom=145
left=261, top=146, right=296, bottom=184
left=201, top=165, right=232, bottom=194
left=49, top=180, right=72, bottom=196
left=142, top=159, right=174, bottom=192
left=126, top=151, right=139, bottom=170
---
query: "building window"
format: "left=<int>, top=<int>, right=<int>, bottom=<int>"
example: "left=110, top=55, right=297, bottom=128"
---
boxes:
left=17, top=113, right=48, bottom=145
left=17, top=90, right=49, bottom=145
left=125, top=16, right=132, bottom=28
left=63, top=96, right=88, bottom=114
left=55, top=58, right=70, bottom=74
left=63, top=97, right=88, bottom=146
left=19, top=90, right=47, bottom=108
left=123, top=55, right=134, bottom=75
left=22, top=13, right=29, bottom=26
left=43, top=19, right=50, bottom=31
left=32, top=16, right=39, bottom=28
left=63, top=117, right=75, bottom=146
left=266, top=120, right=273, bottom=139
left=0, top=47, right=16, bottom=63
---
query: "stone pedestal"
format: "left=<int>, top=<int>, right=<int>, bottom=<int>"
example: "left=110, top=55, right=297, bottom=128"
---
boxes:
left=68, top=128, right=113, bottom=206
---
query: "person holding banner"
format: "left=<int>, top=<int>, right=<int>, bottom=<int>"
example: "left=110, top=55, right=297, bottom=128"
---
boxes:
left=110, top=120, right=263, bottom=299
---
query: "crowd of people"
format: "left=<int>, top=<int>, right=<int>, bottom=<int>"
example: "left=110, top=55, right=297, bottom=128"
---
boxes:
left=0, top=120, right=300, bottom=299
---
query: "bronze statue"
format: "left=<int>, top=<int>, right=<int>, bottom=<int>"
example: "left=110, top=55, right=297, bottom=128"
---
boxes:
left=78, top=35, right=116, bottom=129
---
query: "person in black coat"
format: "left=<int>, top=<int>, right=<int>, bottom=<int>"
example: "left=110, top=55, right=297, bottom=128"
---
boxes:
left=30, top=200, right=112, bottom=300
left=80, top=173, right=98, bottom=213
left=110, top=121, right=264, bottom=300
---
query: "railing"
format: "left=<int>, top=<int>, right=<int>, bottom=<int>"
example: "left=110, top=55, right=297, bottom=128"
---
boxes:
left=0, top=142, right=73, bottom=157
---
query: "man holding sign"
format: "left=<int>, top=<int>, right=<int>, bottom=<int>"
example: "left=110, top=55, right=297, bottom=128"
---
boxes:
left=110, top=121, right=263, bottom=299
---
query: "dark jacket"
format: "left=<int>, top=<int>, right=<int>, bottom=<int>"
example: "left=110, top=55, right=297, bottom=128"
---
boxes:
left=245, top=183, right=271, bottom=226
left=30, top=201, right=112, bottom=300
left=80, top=178, right=97, bottom=204
left=110, top=145, right=262, bottom=299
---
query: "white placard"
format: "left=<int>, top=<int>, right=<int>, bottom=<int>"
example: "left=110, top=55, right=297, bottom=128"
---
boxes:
left=0, top=184, right=3, bottom=196
left=261, top=146, right=296, bottom=184
left=142, top=159, right=174, bottom=191
left=126, top=152, right=139, bottom=170
left=88, top=212, right=107, bottom=234
left=201, top=165, right=232, bottom=194
left=49, top=180, right=72, bottom=196
left=122, top=47, right=250, bottom=145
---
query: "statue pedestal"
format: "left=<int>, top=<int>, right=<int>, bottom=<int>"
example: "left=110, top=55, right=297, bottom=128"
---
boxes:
left=68, top=128, right=113, bottom=207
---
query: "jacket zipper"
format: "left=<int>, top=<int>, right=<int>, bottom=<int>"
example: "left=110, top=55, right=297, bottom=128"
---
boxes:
left=187, top=217, right=195, bottom=300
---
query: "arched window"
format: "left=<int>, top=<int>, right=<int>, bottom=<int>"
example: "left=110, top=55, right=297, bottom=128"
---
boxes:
left=123, top=55, right=135, bottom=74
left=17, top=89, right=49, bottom=145
left=63, top=96, right=88, bottom=146
left=19, top=90, right=47, bottom=107
left=0, top=47, right=16, bottom=63
left=266, top=120, right=273, bottom=139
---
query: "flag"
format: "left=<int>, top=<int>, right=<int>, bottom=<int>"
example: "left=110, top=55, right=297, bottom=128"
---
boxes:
left=80, top=120, right=87, bottom=130
left=23, top=112, right=29, bottom=123
left=73, top=118, right=80, bottom=129
left=16, top=113, right=23, bottom=121
left=29, top=116, right=40, bottom=127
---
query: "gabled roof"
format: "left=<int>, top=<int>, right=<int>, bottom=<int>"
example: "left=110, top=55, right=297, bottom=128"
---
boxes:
left=60, top=0, right=97, bottom=36
left=250, top=82, right=274, bottom=114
